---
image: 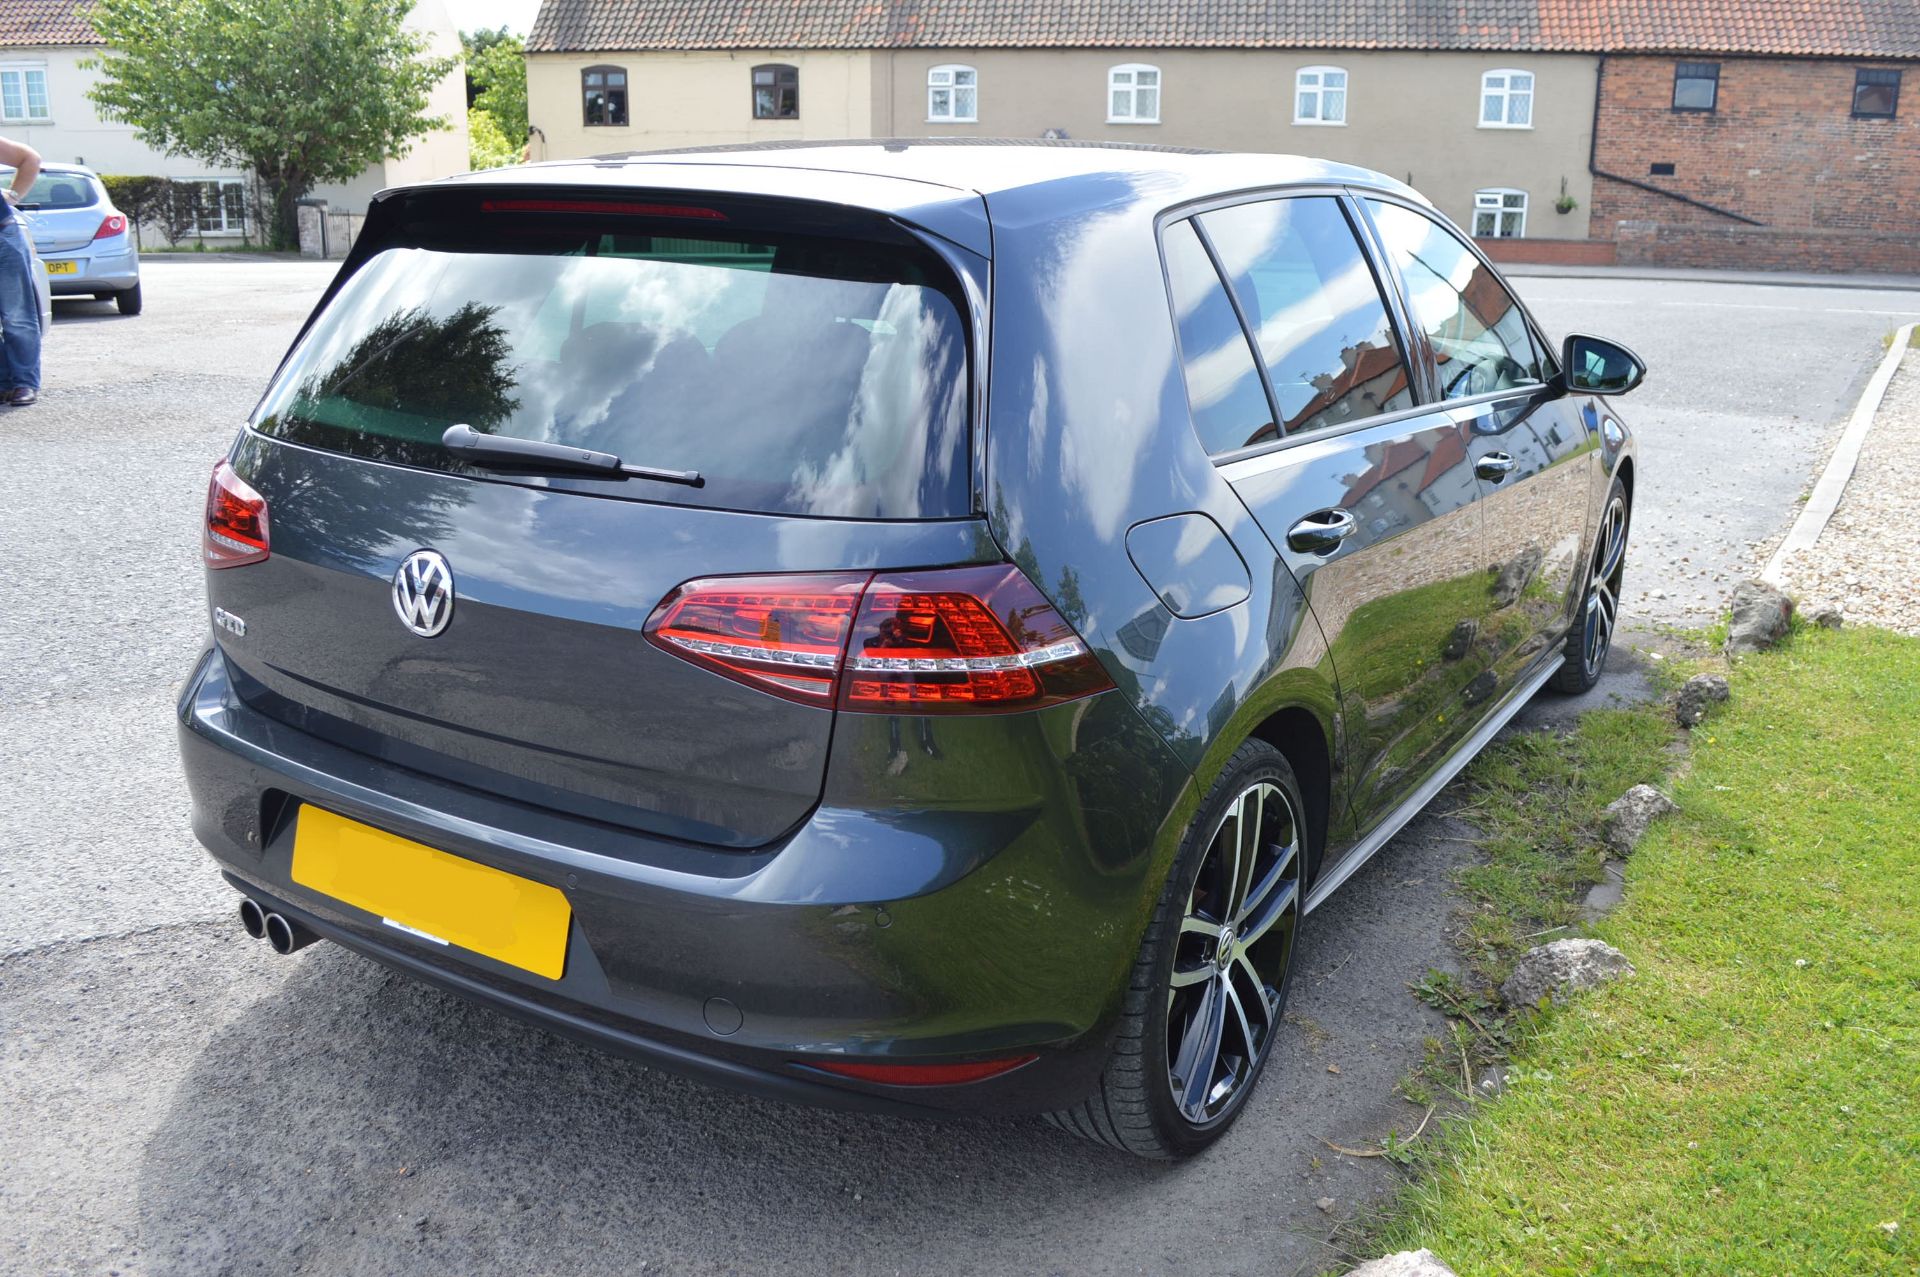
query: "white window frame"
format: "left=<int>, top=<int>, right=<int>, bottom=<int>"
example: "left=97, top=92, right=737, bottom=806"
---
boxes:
left=1293, top=65, right=1348, bottom=125
left=1479, top=68, right=1535, bottom=129
left=926, top=64, right=978, bottom=123
left=1472, top=188, right=1529, bottom=238
left=1107, top=63, right=1161, bottom=124
left=183, top=177, right=249, bottom=236
left=0, top=64, right=51, bottom=123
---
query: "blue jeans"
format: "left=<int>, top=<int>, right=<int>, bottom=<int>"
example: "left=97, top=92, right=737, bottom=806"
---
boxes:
left=0, top=218, right=41, bottom=390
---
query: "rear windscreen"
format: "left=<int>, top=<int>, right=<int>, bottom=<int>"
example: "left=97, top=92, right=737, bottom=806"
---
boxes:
left=1, top=170, right=99, bottom=209
left=253, top=208, right=972, bottom=519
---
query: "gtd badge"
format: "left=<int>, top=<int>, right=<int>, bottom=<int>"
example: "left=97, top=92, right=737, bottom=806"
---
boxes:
left=391, top=550, right=455, bottom=637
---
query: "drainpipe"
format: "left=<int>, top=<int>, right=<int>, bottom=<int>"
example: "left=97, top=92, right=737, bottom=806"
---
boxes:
left=1588, top=53, right=1764, bottom=227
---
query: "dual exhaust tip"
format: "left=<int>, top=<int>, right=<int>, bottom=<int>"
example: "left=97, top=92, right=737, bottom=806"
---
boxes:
left=237, top=897, right=319, bottom=955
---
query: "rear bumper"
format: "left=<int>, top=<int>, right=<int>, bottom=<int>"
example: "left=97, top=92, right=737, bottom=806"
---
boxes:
left=177, top=645, right=1190, bottom=1116
left=45, top=247, right=139, bottom=294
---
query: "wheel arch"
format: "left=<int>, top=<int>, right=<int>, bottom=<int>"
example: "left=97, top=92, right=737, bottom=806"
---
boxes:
left=1247, top=705, right=1333, bottom=883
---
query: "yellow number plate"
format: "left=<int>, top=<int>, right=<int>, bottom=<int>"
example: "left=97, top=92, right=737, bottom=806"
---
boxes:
left=291, top=806, right=572, bottom=979
left=43, top=260, right=76, bottom=274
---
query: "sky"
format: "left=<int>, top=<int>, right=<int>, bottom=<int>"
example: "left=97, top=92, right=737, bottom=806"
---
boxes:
left=443, top=0, right=541, bottom=37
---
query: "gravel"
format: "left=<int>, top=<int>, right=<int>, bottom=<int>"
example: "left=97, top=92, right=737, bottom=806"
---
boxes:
left=1780, top=348, right=1920, bottom=635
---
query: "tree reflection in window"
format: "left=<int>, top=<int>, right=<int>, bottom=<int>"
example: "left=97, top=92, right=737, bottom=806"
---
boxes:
left=284, top=302, right=521, bottom=465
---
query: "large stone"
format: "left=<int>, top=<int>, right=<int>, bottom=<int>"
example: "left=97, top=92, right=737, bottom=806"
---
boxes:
left=1442, top=619, right=1478, bottom=661
left=1502, top=938, right=1636, bottom=1009
left=1345, top=1251, right=1458, bottom=1277
left=1806, top=601, right=1844, bottom=630
left=1493, top=546, right=1545, bottom=607
left=1675, top=672, right=1731, bottom=728
left=1602, top=783, right=1678, bottom=854
left=1725, top=579, right=1794, bottom=655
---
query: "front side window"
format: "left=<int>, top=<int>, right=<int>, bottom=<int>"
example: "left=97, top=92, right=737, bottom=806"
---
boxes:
left=1472, top=188, right=1528, bottom=238
left=1109, top=64, right=1160, bottom=123
left=927, top=65, right=977, bottom=122
left=752, top=64, right=798, bottom=119
left=253, top=209, right=971, bottom=519
left=1854, top=69, right=1900, bottom=118
left=1294, top=66, right=1347, bottom=124
left=582, top=65, right=628, bottom=127
left=1196, top=197, right=1414, bottom=439
left=1480, top=69, right=1534, bottom=127
left=1673, top=61, right=1719, bottom=111
left=0, top=68, right=50, bottom=122
left=1162, top=219, right=1274, bottom=453
left=1368, top=200, right=1545, bottom=401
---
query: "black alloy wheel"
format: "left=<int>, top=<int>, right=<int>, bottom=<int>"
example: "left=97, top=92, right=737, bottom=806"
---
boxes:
left=1164, top=776, right=1301, bottom=1126
left=1551, top=477, right=1629, bottom=694
left=1049, top=739, right=1305, bottom=1157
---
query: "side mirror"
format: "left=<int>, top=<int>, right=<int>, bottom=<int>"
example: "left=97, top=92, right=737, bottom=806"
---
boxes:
left=1560, top=334, right=1646, bottom=397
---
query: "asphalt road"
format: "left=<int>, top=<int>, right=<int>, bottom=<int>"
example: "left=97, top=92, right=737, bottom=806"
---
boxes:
left=1517, top=271, right=1920, bottom=624
left=3, top=262, right=1916, bottom=1277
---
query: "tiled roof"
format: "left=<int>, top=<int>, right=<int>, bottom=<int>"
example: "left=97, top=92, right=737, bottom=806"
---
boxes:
left=0, top=0, right=99, bottom=46
left=528, top=0, right=1920, bottom=59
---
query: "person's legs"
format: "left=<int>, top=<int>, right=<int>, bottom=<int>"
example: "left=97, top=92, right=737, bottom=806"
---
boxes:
left=0, top=219, right=42, bottom=395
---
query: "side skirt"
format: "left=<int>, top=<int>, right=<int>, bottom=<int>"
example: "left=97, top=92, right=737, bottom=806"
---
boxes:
left=1303, top=655, right=1564, bottom=914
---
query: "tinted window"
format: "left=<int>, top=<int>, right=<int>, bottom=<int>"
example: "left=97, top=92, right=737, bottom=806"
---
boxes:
left=6, top=170, right=99, bottom=209
left=254, top=219, right=971, bottom=519
left=1197, top=197, right=1413, bottom=437
left=1366, top=200, right=1545, bottom=400
left=1673, top=61, right=1719, bottom=111
left=1853, top=69, right=1899, bottom=118
left=1162, top=219, right=1275, bottom=453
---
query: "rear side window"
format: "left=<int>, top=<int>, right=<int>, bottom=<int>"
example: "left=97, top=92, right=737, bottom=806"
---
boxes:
left=1162, top=219, right=1276, bottom=453
left=254, top=206, right=972, bottom=519
left=1366, top=200, right=1545, bottom=400
left=1196, top=197, right=1414, bottom=437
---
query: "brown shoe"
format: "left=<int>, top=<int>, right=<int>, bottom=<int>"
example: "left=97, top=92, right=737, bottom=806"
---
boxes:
left=8, top=387, right=36, bottom=406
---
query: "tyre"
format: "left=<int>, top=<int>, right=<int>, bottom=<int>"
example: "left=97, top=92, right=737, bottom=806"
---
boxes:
left=116, top=283, right=143, bottom=316
left=1049, top=738, right=1306, bottom=1158
left=1549, top=475, right=1629, bottom=694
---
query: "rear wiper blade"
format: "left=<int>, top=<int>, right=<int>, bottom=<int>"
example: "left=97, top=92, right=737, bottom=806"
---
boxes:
left=442, top=424, right=702, bottom=487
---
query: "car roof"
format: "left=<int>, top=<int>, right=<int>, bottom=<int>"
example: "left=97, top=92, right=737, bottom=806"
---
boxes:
left=412, top=140, right=1427, bottom=257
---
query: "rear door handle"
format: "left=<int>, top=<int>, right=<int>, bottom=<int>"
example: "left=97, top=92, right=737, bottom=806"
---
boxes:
left=1286, top=508, right=1357, bottom=555
left=1475, top=452, right=1516, bottom=481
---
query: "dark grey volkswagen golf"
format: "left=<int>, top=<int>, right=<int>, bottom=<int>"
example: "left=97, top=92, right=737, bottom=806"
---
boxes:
left=177, top=141, right=1643, bottom=1158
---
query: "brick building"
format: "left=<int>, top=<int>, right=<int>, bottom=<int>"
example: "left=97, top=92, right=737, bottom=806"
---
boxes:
left=525, top=0, right=1920, bottom=274
left=1587, top=12, right=1920, bottom=275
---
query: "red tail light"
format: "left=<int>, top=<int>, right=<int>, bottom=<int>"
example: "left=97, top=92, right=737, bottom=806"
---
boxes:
left=644, top=564, right=1114, bottom=713
left=644, top=574, right=868, bottom=701
left=842, top=565, right=1113, bottom=711
left=204, top=460, right=269, bottom=568
left=93, top=214, right=127, bottom=240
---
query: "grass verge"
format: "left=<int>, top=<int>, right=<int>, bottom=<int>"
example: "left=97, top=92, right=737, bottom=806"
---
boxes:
left=1376, top=624, right=1920, bottom=1273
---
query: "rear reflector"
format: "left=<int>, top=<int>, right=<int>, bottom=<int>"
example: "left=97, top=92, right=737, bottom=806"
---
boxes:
left=479, top=198, right=728, bottom=220
left=804, top=1055, right=1038, bottom=1086
left=93, top=213, right=127, bottom=240
left=643, top=564, right=1115, bottom=713
left=204, top=459, right=269, bottom=568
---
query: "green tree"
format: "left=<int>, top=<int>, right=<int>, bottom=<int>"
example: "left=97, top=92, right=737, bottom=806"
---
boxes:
left=85, top=0, right=457, bottom=250
left=467, top=106, right=520, bottom=170
left=469, top=35, right=527, bottom=145
left=459, top=25, right=513, bottom=106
